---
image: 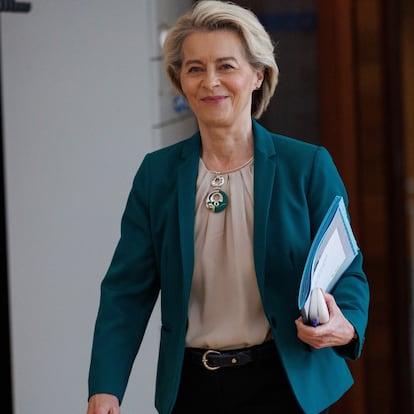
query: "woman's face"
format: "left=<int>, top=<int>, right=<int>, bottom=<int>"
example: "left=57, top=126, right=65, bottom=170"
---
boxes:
left=179, top=30, right=263, bottom=129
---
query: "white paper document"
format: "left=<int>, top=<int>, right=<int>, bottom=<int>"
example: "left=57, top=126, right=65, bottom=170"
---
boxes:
left=311, top=228, right=346, bottom=290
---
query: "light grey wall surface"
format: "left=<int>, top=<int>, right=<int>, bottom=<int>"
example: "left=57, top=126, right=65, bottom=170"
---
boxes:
left=1, top=1, right=193, bottom=413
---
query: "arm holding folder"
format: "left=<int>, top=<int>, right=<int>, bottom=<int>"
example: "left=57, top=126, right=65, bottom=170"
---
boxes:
left=296, top=196, right=364, bottom=351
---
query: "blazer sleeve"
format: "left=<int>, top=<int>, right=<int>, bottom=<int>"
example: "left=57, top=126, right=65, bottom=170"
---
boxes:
left=307, top=147, right=370, bottom=360
left=88, top=154, right=160, bottom=402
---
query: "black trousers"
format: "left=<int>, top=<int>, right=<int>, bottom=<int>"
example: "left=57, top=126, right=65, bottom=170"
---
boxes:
left=172, top=341, right=330, bottom=414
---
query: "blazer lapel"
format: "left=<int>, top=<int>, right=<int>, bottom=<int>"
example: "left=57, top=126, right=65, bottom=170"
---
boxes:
left=252, top=121, right=277, bottom=293
left=177, top=133, right=201, bottom=301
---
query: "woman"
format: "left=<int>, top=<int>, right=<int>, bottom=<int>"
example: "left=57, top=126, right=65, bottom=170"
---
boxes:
left=86, top=2, right=369, bottom=413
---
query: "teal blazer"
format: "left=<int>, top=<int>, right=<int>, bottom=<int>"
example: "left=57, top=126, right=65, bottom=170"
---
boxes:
left=88, top=120, right=369, bottom=414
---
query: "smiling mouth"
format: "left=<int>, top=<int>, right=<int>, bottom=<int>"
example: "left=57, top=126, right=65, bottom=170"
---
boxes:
left=201, top=96, right=227, bottom=103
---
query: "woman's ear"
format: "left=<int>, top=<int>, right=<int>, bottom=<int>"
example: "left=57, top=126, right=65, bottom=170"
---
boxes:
left=255, top=69, right=265, bottom=89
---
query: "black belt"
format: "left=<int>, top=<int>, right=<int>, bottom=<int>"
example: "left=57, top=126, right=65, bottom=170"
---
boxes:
left=185, top=340, right=276, bottom=371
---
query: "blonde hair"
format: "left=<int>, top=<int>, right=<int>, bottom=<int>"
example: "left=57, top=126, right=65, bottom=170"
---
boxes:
left=163, top=0, right=278, bottom=119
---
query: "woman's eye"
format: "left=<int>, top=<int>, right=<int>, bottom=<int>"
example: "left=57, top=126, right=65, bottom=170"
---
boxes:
left=188, top=66, right=202, bottom=73
left=221, top=64, right=234, bottom=70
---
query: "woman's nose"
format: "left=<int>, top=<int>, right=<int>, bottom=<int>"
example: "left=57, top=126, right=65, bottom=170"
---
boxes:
left=202, top=68, right=220, bottom=88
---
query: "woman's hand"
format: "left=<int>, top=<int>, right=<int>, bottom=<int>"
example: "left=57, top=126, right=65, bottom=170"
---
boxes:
left=295, top=291, right=356, bottom=349
left=87, top=393, right=120, bottom=414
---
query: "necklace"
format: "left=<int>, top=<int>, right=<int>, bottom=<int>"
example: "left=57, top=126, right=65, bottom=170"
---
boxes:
left=205, top=157, right=253, bottom=213
left=206, top=175, right=228, bottom=213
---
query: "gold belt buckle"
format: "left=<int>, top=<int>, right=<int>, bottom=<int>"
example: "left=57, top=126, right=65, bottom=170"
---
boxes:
left=202, top=349, right=220, bottom=371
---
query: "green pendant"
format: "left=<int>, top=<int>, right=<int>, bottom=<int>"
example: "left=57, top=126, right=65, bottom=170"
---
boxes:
left=206, top=189, right=228, bottom=213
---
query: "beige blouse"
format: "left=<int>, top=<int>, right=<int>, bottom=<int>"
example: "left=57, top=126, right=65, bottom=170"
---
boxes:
left=185, top=158, right=270, bottom=350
